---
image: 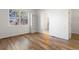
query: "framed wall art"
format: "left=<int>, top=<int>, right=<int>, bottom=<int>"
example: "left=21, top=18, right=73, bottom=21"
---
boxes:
left=9, top=9, right=28, bottom=25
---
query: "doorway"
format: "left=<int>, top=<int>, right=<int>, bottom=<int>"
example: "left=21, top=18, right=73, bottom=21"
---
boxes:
left=43, top=13, right=49, bottom=35
left=71, top=9, right=79, bottom=40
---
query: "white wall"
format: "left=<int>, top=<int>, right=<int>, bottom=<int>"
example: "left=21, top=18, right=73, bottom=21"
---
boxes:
left=0, top=9, right=38, bottom=39
left=38, top=9, right=70, bottom=40
left=71, top=9, right=79, bottom=34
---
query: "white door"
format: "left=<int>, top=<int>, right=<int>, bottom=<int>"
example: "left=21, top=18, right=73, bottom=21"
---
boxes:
left=48, top=10, right=69, bottom=40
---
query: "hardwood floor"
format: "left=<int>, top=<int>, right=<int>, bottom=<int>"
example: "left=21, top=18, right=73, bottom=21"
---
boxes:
left=71, top=33, right=79, bottom=40
left=0, top=33, right=79, bottom=50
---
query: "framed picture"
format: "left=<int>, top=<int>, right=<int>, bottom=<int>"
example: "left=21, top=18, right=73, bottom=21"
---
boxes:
left=9, top=9, right=28, bottom=25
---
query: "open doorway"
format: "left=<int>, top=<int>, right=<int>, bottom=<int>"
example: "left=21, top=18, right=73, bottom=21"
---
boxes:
left=71, top=9, right=79, bottom=40
left=44, top=13, right=49, bottom=35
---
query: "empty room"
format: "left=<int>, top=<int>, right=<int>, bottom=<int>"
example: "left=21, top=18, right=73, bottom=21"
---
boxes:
left=0, top=9, right=79, bottom=50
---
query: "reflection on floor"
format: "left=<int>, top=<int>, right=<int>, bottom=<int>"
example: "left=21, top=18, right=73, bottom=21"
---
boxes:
left=0, top=33, right=79, bottom=50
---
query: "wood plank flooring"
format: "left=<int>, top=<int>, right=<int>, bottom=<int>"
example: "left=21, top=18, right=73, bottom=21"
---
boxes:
left=71, top=33, right=79, bottom=40
left=0, top=33, right=79, bottom=50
